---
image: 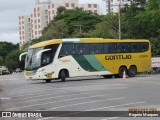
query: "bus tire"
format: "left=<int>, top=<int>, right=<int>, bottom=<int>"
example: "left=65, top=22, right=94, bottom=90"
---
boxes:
left=128, top=66, right=137, bottom=77
left=45, top=79, right=51, bottom=83
left=60, top=70, right=66, bottom=82
left=118, top=66, right=127, bottom=78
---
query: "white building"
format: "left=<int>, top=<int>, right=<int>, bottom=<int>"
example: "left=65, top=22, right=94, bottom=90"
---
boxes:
left=102, top=0, right=131, bottom=15
left=19, top=0, right=100, bottom=48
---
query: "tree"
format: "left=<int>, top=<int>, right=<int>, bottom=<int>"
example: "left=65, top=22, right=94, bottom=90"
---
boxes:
left=5, top=49, right=24, bottom=71
left=57, top=6, right=66, bottom=14
left=0, top=56, right=4, bottom=65
left=42, top=19, right=68, bottom=40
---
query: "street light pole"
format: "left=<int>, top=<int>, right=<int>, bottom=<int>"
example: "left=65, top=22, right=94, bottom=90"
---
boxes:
left=118, top=0, right=121, bottom=40
left=74, top=25, right=82, bottom=33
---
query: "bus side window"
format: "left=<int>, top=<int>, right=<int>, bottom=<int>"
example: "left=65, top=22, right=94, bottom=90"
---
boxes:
left=130, top=43, right=139, bottom=52
left=76, top=44, right=89, bottom=55
left=59, top=44, right=75, bottom=57
left=104, top=43, right=117, bottom=54
left=90, top=44, right=103, bottom=54
left=119, top=43, right=130, bottom=53
left=140, top=42, right=149, bottom=52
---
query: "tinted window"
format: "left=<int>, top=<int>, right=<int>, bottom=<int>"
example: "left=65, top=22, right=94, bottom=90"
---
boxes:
left=60, top=44, right=75, bottom=56
left=117, top=43, right=130, bottom=53
left=104, top=43, right=117, bottom=53
left=75, top=44, right=89, bottom=55
left=130, top=43, right=139, bottom=52
left=42, top=44, right=59, bottom=66
left=140, top=42, right=149, bottom=52
left=90, top=44, right=103, bottom=54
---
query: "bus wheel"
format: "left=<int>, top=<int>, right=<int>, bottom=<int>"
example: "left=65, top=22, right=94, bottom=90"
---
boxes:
left=60, top=70, right=66, bottom=82
left=128, top=66, right=137, bottom=77
left=118, top=66, right=127, bottom=78
left=45, top=79, right=51, bottom=83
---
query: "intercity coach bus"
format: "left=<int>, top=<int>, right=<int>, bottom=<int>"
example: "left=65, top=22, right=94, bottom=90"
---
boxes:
left=20, top=38, right=151, bottom=82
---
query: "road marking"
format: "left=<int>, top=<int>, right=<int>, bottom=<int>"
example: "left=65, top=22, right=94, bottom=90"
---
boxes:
left=86, top=101, right=145, bottom=111
left=7, top=94, right=109, bottom=110
left=37, top=101, right=144, bottom=120
left=9, top=83, right=127, bottom=97
left=42, top=97, right=125, bottom=111
left=14, top=91, right=106, bottom=104
left=13, top=91, right=100, bottom=101
left=101, top=117, right=119, bottom=120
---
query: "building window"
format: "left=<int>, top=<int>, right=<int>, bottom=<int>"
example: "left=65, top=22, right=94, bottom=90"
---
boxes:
left=35, top=25, right=37, bottom=29
left=38, top=19, right=40, bottom=23
left=38, top=13, right=40, bottom=17
left=88, top=4, right=91, bottom=8
left=65, top=3, right=69, bottom=7
left=35, top=31, right=37, bottom=35
left=94, top=4, right=97, bottom=8
left=71, top=3, right=75, bottom=8
left=48, top=5, right=50, bottom=9
left=35, top=20, right=37, bottom=23
left=37, top=7, right=40, bottom=11
left=34, top=14, right=36, bottom=17
left=52, top=4, right=54, bottom=8
left=38, top=25, right=40, bottom=28
left=48, top=11, right=51, bottom=15
left=52, top=10, right=54, bottom=14
left=34, top=8, right=36, bottom=13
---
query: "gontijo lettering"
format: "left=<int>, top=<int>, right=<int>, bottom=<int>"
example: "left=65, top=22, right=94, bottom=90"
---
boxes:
left=105, top=55, right=132, bottom=60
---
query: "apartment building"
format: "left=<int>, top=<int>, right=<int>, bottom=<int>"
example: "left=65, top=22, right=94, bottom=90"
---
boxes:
left=19, top=0, right=99, bottom=48
left=102, top=0, right=131, bottom=15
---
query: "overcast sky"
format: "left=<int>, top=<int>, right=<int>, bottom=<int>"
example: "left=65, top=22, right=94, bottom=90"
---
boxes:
left=0, top=0, right=101, bottom=44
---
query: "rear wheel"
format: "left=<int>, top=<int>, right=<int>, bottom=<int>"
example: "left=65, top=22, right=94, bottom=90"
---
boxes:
left=128, top=66, right=137, bottom=77
left=60, top=70, right=66, bottom=82
left=118, top=66, right=127, bottom=78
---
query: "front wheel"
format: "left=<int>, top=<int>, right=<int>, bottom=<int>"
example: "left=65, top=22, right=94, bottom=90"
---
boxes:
left=128, top=66, right=137, bottom=77
left=60, top=70, right=66, bottom=82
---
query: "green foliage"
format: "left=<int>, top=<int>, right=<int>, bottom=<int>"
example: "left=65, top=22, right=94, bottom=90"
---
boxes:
left=0, top=42, right=19, bottom=60
left=42, top=19, right=68, bottom=40
left=0, top=56, right=4, bottom=65
left=5, top=49, right=24, bottom=70
left=90, top=14, right=119, bottom=39
left=57, top=6, right=66, bottom=14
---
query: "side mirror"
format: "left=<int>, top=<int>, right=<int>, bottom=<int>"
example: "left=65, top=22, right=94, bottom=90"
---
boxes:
left=36, top=49, right=51, bottom=60
left=19, top=52, right=27, bottom=61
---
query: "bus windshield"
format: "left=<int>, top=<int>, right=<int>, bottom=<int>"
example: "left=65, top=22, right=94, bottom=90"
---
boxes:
left=25, top=44, right=59, bottom=70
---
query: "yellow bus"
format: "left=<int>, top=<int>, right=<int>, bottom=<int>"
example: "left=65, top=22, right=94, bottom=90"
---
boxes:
left=20, top=38, right=151, bottom=82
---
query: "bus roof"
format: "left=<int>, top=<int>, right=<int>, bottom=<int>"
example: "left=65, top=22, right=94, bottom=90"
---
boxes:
left=29, top=38, right=149, bottom=48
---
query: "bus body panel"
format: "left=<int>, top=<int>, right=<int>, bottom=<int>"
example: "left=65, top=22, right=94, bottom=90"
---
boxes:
left=23, top=38, right=151, bottom=80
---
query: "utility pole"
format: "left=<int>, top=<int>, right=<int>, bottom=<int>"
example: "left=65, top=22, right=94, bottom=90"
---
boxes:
left=118, top=0, right=121, bottom=40
left=74, top=25, right=82, bottom=33
left=108, top=0, right=111, bottom=13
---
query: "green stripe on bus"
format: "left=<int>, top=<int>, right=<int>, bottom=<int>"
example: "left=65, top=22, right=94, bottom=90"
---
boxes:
left=83, top=55, right=107, bottom=71
left=72, top=55, right=98, bottom=72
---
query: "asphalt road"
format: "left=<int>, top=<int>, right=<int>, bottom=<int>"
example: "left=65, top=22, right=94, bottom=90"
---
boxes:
left=0, top=73, right=160, bottom=120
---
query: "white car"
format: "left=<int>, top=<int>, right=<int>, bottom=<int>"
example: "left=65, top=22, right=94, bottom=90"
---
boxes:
left=0, top=69, right=2, bottom=75
left=0, top=66, right=10, bottom=75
